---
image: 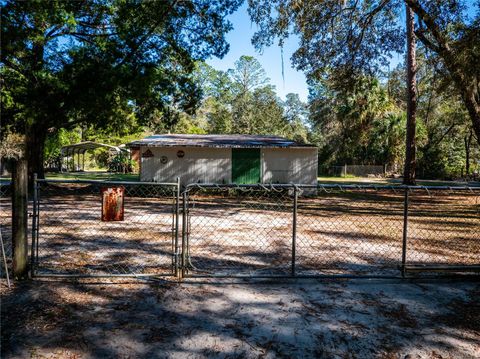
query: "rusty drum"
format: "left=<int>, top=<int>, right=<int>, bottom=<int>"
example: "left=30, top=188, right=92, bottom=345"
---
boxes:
left=101, top=187, right=125, bottom=221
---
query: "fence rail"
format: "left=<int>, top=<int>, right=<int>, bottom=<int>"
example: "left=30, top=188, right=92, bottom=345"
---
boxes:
left=1, top=179, right=479, bottom=279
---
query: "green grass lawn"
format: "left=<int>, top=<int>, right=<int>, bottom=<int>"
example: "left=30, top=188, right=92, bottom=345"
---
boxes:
left=45, top=171, right=140, bottom=181
left=317, top=176, right=480, bottom=187
left=1, top=171, right=139, bottom=182
left=2, top=172, right=478, bottom=186
left=46, top=173, right=479, bottom=186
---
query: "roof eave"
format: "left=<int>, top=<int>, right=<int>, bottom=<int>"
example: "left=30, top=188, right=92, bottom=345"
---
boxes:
left=126, top=142, right=316, bottom=149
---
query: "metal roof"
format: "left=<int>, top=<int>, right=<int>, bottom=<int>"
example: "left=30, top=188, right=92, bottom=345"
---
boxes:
left=60, top=141, right=124, bottom=155
left=127, top=134, right=315, bottom=148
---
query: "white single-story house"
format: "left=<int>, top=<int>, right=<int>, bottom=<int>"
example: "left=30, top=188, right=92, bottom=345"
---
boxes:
left=128, top=134, right=318, bottom=185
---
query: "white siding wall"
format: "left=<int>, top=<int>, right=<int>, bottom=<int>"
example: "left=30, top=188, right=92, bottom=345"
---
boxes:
left=262, top=148, right=318, bottom=185
left=140, top=146, right=318, bottom=185
left=140, top=146, right=231, bottom=185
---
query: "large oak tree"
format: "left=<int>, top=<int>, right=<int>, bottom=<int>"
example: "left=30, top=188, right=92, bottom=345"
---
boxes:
left=1, top=0, right=242, bottom=180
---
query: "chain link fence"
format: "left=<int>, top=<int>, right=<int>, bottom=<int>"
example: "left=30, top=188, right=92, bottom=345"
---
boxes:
left=296, top=186, right=405, bottom=276
left=33, top=179, right=179, bottom=277
left=406, top=188, right=480, bottom=270
left=0, top=181, right=12, bottom=278
left=182, top=184, right=294, bottom=277
left=182, top=184, right=479, bottom=278
left=1, top=179, right=478, bottom=279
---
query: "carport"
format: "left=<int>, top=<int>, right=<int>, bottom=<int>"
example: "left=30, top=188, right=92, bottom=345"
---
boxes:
left=60, top=141, right=122, bottom=172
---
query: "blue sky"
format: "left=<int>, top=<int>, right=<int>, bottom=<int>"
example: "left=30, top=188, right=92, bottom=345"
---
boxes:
left=206, top=3, right=309, bottom=102
left=207, top=2, right=478, bottom=103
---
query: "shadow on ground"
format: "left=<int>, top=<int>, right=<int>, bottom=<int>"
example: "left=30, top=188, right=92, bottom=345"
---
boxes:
left=1, top=277, right=479, bottom=358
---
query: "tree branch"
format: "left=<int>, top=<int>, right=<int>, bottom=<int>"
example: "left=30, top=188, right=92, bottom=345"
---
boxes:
left=45, top=25, right=62, bottom=39
left=414, top=29, right=440, bottom=53
left=350, top=0, right=390, bottom=67
left=49, top=30, right=119, bottom=40
left=432, top=123, right=456, bottom=147
left=0, top=58, right=28, bottom=79
left=118, top=0, right=178, bottom=67
left=405, top=0, right=473, bottom=98
left=404, top=0, right=451, bottom=55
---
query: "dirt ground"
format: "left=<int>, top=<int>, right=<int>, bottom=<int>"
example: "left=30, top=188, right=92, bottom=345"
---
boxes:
left=1, top=184, right=479, bottom=358
left=1, top=277, right=479, bottom=359
left=1, top=185, right=478, bottom=277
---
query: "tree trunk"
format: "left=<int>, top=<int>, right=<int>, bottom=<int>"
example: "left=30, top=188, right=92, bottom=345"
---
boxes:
left=405, top=0, right=480, bottom=147
left=403, top=4, right=417, bottom=185
left=25, top=122, right=48, bottom=183
left=464, top=129, right=473, bottom=176
left=462, top=89, right=480, bottom=148
left=25, top=33, right=47, bottom=184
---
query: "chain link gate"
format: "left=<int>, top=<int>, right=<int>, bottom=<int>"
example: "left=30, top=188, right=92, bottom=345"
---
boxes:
left=296, top=185, right=406, bottom=276
left=31, top=178, right=180, bottom=277
left=403, top=187, right=480, bottom=273
left=181, top=184, right=480, bottom=278
left=181, top=184, right=296, bottom=277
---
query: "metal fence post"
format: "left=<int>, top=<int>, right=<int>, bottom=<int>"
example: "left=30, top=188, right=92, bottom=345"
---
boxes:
left=181, top=190, right=187, bottom=279
left=30, top=173, right=38, bottom=277
left=401, top=187, right=409, bottom=277
left=174, top=177, right=180, bottom=277
left=292, top=185, right=298, bottom=277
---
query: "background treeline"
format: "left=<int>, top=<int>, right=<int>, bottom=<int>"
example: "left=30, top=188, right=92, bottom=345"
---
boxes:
left=309, top=50, right=480, bottom=179
left=33, top=53, right=478, bottom=180
left=2, top=1, right=479, bottom=181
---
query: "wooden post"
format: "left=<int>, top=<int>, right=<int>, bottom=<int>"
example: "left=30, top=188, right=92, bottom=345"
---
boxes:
left=12, top=158, right=28, bottom=279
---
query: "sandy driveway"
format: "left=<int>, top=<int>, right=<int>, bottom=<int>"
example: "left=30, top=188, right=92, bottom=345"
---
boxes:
left=1, top=277, right=479, bottom=358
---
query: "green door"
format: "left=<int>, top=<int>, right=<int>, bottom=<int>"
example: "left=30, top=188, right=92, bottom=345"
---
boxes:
left=232, top=148, right=261, bottom=184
